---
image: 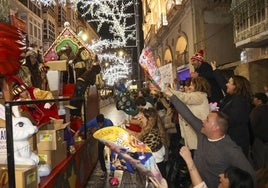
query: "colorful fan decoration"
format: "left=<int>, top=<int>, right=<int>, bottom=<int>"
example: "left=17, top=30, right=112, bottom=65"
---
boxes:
left=0, top=22, right=26, bottom=76
left=93, top=126, right=163, bottom=182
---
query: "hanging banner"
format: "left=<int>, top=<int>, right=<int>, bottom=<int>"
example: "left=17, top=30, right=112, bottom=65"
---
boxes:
left=159, top=63, right=173, bottom=87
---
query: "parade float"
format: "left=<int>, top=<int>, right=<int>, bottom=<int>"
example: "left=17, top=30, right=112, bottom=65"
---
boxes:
left=0, top=22, right=99, bottom=187
left=39, top=22, right=100, bottom=188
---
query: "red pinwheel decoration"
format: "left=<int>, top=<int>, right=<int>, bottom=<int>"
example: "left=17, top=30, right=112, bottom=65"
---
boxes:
left=0, top=22, right=26, bottom=76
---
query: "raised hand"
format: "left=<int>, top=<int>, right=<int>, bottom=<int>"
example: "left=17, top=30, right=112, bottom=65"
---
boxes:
left=210, top=61, right=217, bottom=71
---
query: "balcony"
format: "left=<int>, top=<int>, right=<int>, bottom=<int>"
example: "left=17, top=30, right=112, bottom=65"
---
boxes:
left=231, top=0, right=268, bottom=48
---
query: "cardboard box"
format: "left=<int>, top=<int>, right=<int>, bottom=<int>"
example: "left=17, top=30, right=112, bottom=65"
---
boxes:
left=0, top=164, right=38, bottom=188
left=46, top=60, right=67, bottom=71
left=37, top=122, right=68, bottom=151
left=28, top=133, right=37, bottom=151
left=15, top=165, right=38, bottom=188
left=0, top=167, right=8, bottom=188
left=46, top=70, right=60, bottom=91
left=38, top=141, right=67, bottom=169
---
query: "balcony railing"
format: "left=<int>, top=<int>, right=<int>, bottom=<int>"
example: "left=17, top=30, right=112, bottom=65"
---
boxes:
left=231, top=0, right=268, bottom=47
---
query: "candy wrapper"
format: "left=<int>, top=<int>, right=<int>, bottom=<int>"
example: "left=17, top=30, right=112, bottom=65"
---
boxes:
left=139, top=47, right=163, bottom=89
left=93, top=126, right=163, bottom=182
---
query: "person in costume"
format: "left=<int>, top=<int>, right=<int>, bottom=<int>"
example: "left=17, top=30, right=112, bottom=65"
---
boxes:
left=57, top=43, right=76, bottom=84
left=72, top=47, right=90, bottom=80
left=24, top=49, right=49, bottom=90
left=70, top=64, right=102, bottom=117
left=11, top=76, right=75, bottom=153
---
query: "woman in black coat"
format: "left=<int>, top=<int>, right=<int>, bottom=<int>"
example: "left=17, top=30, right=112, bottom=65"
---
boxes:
left=212, top=63, right=252, bottom=157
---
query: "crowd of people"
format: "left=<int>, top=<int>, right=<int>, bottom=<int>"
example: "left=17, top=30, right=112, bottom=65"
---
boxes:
left=75, top=49, right=268, bottom=188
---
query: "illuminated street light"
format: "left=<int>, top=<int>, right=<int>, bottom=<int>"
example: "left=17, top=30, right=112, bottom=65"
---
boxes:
left=118, top=50, right=124, bottom=57
left=77, top=30, right=89, bottom=43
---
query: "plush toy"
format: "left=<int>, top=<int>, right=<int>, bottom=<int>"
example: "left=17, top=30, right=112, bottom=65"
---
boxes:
left=0, top=104, right=51, bottom=179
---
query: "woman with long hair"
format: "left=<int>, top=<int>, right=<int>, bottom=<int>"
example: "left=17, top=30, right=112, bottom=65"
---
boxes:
left=132, top=107, right=169, bottom=178
left=212, top=62, right=253, bottom=157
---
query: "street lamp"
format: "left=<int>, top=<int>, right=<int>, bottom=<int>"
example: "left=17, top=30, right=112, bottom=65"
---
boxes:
left=77, top=30, right=89, bottom=43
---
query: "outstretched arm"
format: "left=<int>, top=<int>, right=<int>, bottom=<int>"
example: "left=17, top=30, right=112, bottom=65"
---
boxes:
left=163, top=89, right=203, bottom=132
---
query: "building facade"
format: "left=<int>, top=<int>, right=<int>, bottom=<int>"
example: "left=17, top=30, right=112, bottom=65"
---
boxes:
left=7, top=0, right=99, bottom=53
left=142, top=0, right=239, bottom=80
left=141, top=0, right=268, bottom=92
left=230, top=0, right=268, bottom=92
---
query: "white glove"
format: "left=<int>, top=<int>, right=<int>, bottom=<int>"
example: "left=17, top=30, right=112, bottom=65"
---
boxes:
left=210, top=61, right=217, bottom=71
left=44, top=103, right=51, bottom=109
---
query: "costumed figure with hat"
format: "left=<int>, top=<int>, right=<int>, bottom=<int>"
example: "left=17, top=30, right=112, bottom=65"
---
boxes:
left=22, top=48, right=50, bottom=90
left=71, top=46, right=89, bottom=80
left=69, top=63, right=102, bottom=132
left=57, top=43, right=76, bottom=84
left=190, top=49, right=224, bottom=104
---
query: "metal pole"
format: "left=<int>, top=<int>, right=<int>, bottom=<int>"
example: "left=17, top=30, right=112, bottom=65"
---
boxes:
left=135, top=0, right=142, bottom=89
left=5, top=102, right=16, bottom=188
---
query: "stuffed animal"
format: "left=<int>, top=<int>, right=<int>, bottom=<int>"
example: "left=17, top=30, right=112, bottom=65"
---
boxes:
left=0, top=104, right=51, bottom=178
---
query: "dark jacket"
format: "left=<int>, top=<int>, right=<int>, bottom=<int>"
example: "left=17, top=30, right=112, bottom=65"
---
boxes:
left=213, top=70, right=251, bottom=155
left=250, top=104, right=268, bottom=142
left=195, top=62, right=224, bottom=104
left=219, top=94, right=251, bottom=155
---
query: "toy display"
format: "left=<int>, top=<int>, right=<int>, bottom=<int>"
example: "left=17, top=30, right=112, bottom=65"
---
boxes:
left=0, top=104, right=51, bottom=180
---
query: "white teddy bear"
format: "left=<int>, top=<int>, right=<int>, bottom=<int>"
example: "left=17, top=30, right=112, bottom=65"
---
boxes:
left=0, top=104, right=51, bottom=179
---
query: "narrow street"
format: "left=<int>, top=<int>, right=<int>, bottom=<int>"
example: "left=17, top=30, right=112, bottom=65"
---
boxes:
left=85, top=101, right=142, bottom=188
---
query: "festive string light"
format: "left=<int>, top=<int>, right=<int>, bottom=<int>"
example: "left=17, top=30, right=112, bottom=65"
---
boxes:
left=34, top=0, right=136, bottom=85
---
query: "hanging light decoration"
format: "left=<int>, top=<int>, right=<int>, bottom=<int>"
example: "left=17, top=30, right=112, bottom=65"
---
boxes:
left=33, top=0, right=135, bottom=85
left=31, top=0, right=113, bottom=6
left=32, top=0, right=67, bottom=6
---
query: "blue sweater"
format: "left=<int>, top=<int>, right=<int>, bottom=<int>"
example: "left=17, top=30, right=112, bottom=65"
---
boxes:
left=79, top=117, right=113, bottom=133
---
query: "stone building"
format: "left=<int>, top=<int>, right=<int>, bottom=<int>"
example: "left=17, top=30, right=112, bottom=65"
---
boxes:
left=141, top=0, right=268, bottom=93
left=142, top=0, right=238, bottom=81
left=229, top=0, right=268, bottom=92
left=0, top=0, right=10, bottom=23
left=7, top=0, right=99, bottom=53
